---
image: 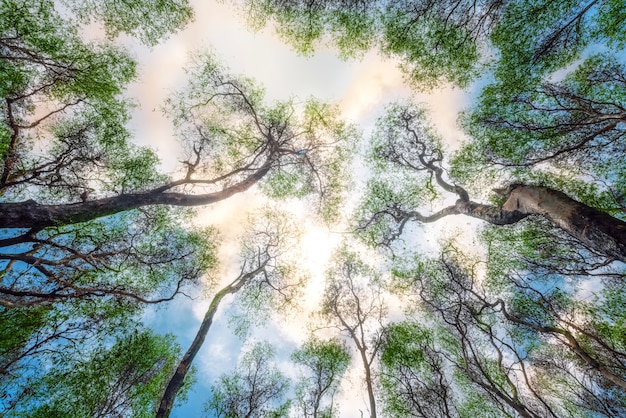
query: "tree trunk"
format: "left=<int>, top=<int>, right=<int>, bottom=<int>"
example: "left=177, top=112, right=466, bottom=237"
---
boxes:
left=502, top=185, right=626, bottom=260
left=155, top=278, right=248, bottom=418
left=155, top=260, right=268, bottom=418
left=353, top=345, right=377, bottom=418
left=454, top=184, right=626, bottom=261
left=0, top=165, right=270, bottom=229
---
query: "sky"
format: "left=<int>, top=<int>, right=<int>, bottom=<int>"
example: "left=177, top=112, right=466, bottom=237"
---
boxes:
left=112, top=1, right=480, bottom=416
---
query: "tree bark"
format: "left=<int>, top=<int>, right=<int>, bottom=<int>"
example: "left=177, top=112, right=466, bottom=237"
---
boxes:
left=500, top=185, right=626, bottom=261
left=448, top=184, right=626, bottom=261
left=155, top=281, right=243, bottom=418
left=0, top=164, right=270, bottom=229
left=360, top=348, right=377, bottom=418
left=155, top=261, right=267, bottom=418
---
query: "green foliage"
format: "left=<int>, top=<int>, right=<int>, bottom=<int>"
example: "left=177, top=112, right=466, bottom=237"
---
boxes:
left=0, top=298, right=140, bottom=414
left=381, top=2, right=481, bottom=89
left=205, top=342, right=291, bottom=418
left=291, top=337, right=350, bottom=418
left=0, top=0, right=173, bottom=203
left=477, top=218, right=626, bottom=414
left=586, top=285, right=626, bottom=354
left=243, top=0, right=378, bottom=58
left=0, top=205, right=218, bottom=308
left=355, top=102, right=446, bottom=246
left=225, top=209, right=305, bottom=338
left=0, top=305, right=49, bottom=372
left=260, top=98, right=358, bottom=223
left=15, top=330, right=183, bottom=418
left=455, top=52, right=626, bottom=214
left=238, top=0, right=500, bottom=89
left=390, top=255, right=447, bottom=302
left=63, top=0, right=194, bottom=45
left=166, top=52, right=356, bottom=223
left=491, top=0, right=626, bottom=88
left=0, top=0, right=137, bottom=101
left=380, top=321, right=432, bottom=371
left=380, top=320, right=503, bottom=418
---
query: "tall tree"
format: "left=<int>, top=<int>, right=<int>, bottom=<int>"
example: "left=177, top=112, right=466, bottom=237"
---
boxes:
left=0, top=46, right=354, bottom=229
left=1, top=0, right=354, bottom=309
left=321, top=249, right=388, bottom=418
left=0, top=207, right=217, bottom=308
left=291, top=337, right=351, bottom=418
left=456, top=53, right=626, bottom=223
left=156, top=211, right=304, bottom=418
left=0, top=295, right=190, bottom=417
left=204, top=341, right=291, bottom=418
left=390, top=250, right=626, bottom=417
left=379, top=320, right=502, bottom=418
left=358, top=101, right=626, bottom=260
left=8, top=329, right=184, bottom=418
left=1, top=3, right=350, bottom=415
left=0, top=0, right=216, bottom=308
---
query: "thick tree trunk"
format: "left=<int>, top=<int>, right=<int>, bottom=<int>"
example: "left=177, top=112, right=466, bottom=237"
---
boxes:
left=501, top=185, right=626, bottom=260
left=453, top=184, right=626, bottom=261
left=0, top=165, right=270, bottom=229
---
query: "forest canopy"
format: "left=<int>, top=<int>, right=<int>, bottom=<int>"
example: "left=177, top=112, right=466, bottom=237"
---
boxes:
left=1, top=0, right=625, bottom=417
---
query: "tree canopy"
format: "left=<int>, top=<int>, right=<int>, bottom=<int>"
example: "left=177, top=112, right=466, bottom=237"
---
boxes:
left=1, top=0, right=625, bottom=417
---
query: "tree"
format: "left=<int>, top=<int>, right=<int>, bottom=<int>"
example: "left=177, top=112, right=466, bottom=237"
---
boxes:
left=1, top=2, right=353, bottom=415
left=380, top=321, right=499, bottom=418
left=0, top=207, right=217, bottom=308
left=0, top=48, right=354, bottom=229
left=0, top=293, right=188, bottom=416
left=0, top=0, right=217, bottom=309
left=64, top=0, right=194, bottom=46
left=358, top=101, right=626, bottom=260
left=1, top=0, right=354, bottom=310
left=490, top=0, right=626, bottom=89
left=204, top=341, right=291, bottom=418
left=291, top=337, right=351, bottom=418
left=481, top=222, right=626, bottom=399
left=389, top=248, right=626, bottom=417
left=1, top=300, right=136, bottom=413
left=1, top=3, right=350, bottom=414
left=321, top=249, right=387, bottom=418
left=239, top=0, right=504, bottom=88
left=457, top=53, right=626, bottom=221
left=239, top=0, right=626, bottom=91
left=156, top=210, right=304, bottom=418
left=9, top=330, right=184, bottom=418
left=465, top=53, right=626, bottom=166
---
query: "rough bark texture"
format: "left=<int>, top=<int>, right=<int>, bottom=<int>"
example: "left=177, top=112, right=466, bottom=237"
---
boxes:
left=0, top=165, right=270, bottom=229
left=501, top=185, right=626, bottom=260
left=454, top=199, right=529, bottom=225
left=398, top=183, right=626, bottom=260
